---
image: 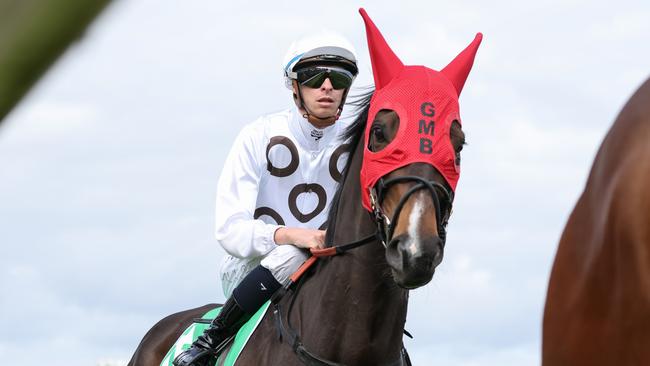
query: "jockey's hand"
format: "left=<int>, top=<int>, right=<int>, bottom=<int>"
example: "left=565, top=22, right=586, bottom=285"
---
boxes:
left=274, top=227, right=326, bottom=249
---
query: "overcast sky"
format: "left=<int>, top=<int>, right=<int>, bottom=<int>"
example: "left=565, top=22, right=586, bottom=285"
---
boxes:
left=1, top=1, right=649, bottom=365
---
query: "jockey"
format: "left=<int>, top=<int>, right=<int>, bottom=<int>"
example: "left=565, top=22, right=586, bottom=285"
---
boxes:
left=173, top=31, right=359, bottom=366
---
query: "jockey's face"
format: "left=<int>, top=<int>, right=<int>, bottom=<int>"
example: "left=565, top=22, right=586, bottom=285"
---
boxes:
left=293, top=75, right=345, bottom=121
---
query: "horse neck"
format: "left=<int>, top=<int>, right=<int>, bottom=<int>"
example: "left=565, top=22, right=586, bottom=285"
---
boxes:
left=298, top=134, right=408, bottom=363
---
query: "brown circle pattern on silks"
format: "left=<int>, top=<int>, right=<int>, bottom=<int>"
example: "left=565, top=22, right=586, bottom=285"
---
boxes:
left=288, top=184, right=327, bottom=223
left=266, top=136, right=299, bottom=177
left=254, top=207, right=285, bottom=226
left=328, top=144, right=350, bottom=182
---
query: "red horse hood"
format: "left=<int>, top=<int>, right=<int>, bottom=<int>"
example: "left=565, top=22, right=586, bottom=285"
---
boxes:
left=358, top=8, right=482, bottom=211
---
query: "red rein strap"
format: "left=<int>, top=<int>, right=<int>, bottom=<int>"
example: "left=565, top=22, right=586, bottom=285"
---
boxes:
left=288, top=256, right=319, bottom=283
left=310, top=247, right=338, bottom=257
left=288, top=233, right=378, bottom=283
left=287, top=248, right=335, bottom=283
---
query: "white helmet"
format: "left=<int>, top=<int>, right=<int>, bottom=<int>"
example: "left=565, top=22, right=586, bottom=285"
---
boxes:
left=282, top=30, right=359, bottom=90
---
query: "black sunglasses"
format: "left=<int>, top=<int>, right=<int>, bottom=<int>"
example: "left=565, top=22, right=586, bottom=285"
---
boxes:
left=296, top=67, right=354, bottom=90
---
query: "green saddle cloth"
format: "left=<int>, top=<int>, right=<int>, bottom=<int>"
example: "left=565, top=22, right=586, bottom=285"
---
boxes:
left=159, top=301, right=271, bottom=366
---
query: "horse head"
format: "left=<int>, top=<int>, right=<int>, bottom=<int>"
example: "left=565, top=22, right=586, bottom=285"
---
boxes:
left=359, top=8, right=481, bottom=289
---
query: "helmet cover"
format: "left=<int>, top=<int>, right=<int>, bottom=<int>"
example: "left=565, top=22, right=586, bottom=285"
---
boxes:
left=283, top=31, right=358, bottom=89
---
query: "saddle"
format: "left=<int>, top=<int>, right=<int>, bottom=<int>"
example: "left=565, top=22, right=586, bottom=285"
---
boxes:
left=159, top=302, right=272, bottom=366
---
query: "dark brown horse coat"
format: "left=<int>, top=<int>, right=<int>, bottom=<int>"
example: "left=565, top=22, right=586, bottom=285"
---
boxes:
left=543, top=77, right=650, bottom=365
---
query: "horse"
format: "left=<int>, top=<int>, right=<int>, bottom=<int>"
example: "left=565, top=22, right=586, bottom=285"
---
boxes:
left=542, top=77, right=650, bottom=365
left=129, top=8, right=480, bottom=365
left=128, top=88, right=465, bottom=365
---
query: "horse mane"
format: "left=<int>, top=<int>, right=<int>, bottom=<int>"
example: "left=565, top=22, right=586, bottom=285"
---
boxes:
left=325, top=87, right=374, bottom=246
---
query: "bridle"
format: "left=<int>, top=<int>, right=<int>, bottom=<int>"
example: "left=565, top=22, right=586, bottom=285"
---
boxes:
left=271, top=172, right=453, bottom=366
left=370, top=175, right=454, bottom=247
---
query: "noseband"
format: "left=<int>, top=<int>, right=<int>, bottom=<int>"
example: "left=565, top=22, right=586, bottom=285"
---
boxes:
left=369, top=175, right=454, bottom=247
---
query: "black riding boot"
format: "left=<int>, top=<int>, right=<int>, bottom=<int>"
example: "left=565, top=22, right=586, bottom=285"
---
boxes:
left=172, top=266, right=282, bottom=366
left=172, top=296, right=247, bottom=366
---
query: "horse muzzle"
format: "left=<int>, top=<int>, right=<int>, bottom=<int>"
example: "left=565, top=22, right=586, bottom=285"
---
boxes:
left=385, top=233, right=443, bottom=289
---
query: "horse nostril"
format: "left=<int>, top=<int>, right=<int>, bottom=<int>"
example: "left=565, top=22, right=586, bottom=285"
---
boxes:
left=386, top=235, right=404, bottom=250
left=386, top=234, right=410, bottom=269
left=406, top=236, right=443, bottom=268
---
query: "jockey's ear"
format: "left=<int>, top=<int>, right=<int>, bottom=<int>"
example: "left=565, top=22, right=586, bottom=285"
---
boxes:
left=291, top=80, right=299, bottom=101
left=291, top=80, right=304, bottom=112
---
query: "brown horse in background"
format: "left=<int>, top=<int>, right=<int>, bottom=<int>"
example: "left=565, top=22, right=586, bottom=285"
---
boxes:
left=543, top=77, right=650, bottom=365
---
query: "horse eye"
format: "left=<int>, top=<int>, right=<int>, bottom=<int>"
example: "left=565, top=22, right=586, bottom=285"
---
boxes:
left=372, top=126, right=386, bottom=142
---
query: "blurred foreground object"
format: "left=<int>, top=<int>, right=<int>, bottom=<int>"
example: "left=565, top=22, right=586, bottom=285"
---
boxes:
left=0, top=0, right=112, bottom=123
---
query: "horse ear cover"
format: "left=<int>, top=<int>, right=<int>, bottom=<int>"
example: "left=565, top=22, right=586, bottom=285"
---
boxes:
left=358, top=8, right=482, bottom=211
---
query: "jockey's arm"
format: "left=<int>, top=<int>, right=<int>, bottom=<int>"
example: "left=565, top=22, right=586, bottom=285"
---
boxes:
left=273, top=227, right=325, bottom=249
left=215, top=122, right=325, bottom=259
left=215, top=123, right=279, bottom=259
